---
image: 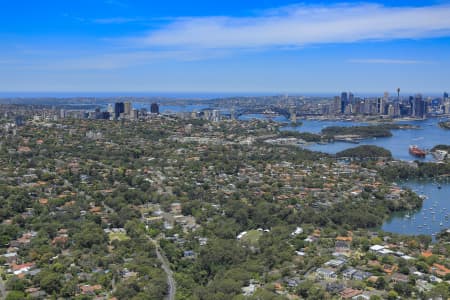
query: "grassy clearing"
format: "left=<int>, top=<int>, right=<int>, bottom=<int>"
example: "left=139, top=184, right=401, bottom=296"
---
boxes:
left=109, top=232, right=130, bottom=242
left=241, top=230, right=263, bottom=245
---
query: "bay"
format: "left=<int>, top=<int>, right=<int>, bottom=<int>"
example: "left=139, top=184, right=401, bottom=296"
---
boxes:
left=280, top=117, right=450, bottom=237
left=283, top=118, right=450, bottom=162
left=381, top=181, right=450, bottom=238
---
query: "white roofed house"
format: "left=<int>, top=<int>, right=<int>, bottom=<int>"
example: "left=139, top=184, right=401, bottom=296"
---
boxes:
left=316, top=268, right=337, bottom=279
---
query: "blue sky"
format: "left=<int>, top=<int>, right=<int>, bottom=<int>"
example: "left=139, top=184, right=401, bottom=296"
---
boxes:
left=1, top=0, right=450, bottom=95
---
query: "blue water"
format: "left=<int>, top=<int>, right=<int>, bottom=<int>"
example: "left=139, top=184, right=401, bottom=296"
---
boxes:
left=382, top=182, right=450, bottom=238
left=160, top=104, right=209, bottom=113
left=281, top=117, right=450, bottom=237
left=283, top=118, right=450, bottom=162
left=238, top=114, right=290, bottom=123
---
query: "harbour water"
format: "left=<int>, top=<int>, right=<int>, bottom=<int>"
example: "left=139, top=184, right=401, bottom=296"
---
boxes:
left=283, top=118, right=450, bottom=162
left=160, top=104, right=210, bottom=114
left=381, top=181, right=450, bottom=237
left=285, top=118, right=450, bottom=237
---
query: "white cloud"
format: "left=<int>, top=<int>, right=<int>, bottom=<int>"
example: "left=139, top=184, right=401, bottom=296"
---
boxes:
left=0, top=60, right=19, bottom=65
left=135, top=3, right=450, bottom=49
left=16, top=50, right=231, bottom=71
left=348, top=59, right=430, bottom=64
left=93, top=17, right=141, bottom=24
left=11, top=2, right=450, bottom=72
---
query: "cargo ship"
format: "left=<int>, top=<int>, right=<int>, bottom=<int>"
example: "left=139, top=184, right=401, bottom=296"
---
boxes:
left=409, top=145, right=426, bottom=158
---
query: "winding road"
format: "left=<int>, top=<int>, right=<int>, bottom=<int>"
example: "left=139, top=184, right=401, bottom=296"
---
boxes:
left=107, top=202, right=176, bottom=300
left=0, top=273, right=6, bottom=300
left=153, top=240, right=176, bottom=300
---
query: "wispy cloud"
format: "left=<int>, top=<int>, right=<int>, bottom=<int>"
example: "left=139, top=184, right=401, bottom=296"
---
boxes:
left=15, top=50, right=231, bottom=71
left=134, top=3, right=450, bottom=49
left=12, top=2, right=450, bottom=72
left=93, top=17, right=141, bottom=24
left=348, top=59, right=430, bottom=65
left=0, top=60, right=19, bottom=65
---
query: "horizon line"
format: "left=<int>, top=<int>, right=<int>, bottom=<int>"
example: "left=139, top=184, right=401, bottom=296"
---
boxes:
left=0, top=90, right=447, bottom=97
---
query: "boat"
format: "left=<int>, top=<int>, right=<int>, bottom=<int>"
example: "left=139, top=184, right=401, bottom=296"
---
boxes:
left=409, top=145, right=426, bottom=158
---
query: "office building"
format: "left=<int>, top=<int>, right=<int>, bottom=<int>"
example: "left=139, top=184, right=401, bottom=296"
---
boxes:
left=349, top=92, right=355, bottom=105
left=124, top=102, right=132, bottom=116
left=333, top=96, right=341, bottom=114
left=211, top=110, right=220, bottom=122
left=387, top=104, right=395, bottom=117
left=413, top=94, right=426, bottom=118
left=15, top=116, right=24, bottom=126
left=114, top=102, right=125, bottom=119
left=203, top=110, right=211, bottom=120
left=150, top=103, right=160, bottom=114
left=340, top=92, right=348, bottom=113
left=377, top=98, right=384, bottom=115
left=445, top=102, right=450, bottom=114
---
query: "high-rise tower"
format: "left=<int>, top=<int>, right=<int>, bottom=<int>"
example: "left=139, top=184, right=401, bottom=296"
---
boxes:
left=114, top=102, right=125, bottom=119
left=150, top=103, right=160, bottom=114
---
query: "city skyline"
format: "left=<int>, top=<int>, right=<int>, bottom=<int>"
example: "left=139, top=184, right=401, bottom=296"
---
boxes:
left=1, top=0, right=450, bottom=93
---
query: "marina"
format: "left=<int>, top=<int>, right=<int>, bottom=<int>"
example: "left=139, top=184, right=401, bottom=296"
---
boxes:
left=382, top=181, right=450, bottom=238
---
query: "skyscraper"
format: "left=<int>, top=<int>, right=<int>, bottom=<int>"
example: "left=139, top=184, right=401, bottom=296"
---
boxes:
left=377, top=98, right=384, bottom=115
left=114, top=102, right=125, bottom=119
left=444, top=92, right=449, bottom=100
left=124, top=102, right=132, bottom=116
left=333, top=96, right=341, bottom=114
left=393, top=102, right=400, bottom=117
left=150, top=103, right=160, bottom=114
left=15, top=115, right=24, bottom=126
left=349, top=92, right=354, bottom=105
left=387, top=104, right=395, bottom=117
left=413, top=94, right=426, bottom=118
left=340, top=92, right=348, bottom=113
left=211, top=110, right=220, bottom=122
